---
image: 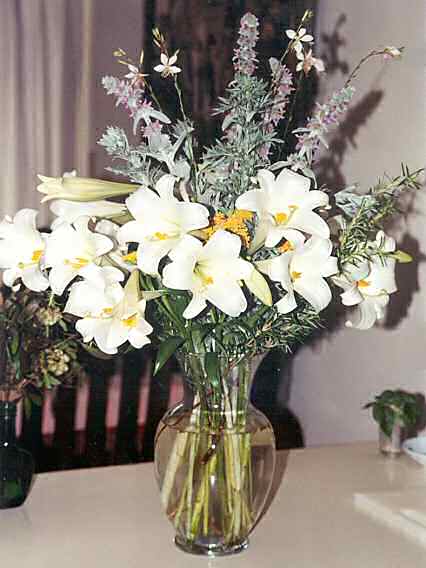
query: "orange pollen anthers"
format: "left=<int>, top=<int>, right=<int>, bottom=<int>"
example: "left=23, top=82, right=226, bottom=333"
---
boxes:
left=274, top=212, right=288, bottom=225
left=357, top=279, right=371, bottom=288
left=291, top=270, right=302, bottom=281
left=279, top=241, right=294, bottom=253
left=31, top=249, right=44, bottom=263
left=122, top=314, right=138, bottom=328
left=203, top=210, right=252, bottom=247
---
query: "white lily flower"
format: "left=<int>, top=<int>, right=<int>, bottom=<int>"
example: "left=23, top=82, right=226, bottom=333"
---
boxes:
left=0, top=209, right=49, bottom=292
left=44, top=217, right=114, bottom=295
left=286, top=27, right=314, bottom=53
left=334, top=231, right=397, bottom=330
left=50, top=199, right=127, bottom=229
left=118, top=174, right=209, bottom=275
left=154, top=53, right=181, bottom=77
left=65, top=267, right=153, bottom=355
left=162, top=230, right=253, bottom=319
left=37, top=175, right=137, bottom=203
left=257, top=233, right=337, bottom=314
left=296, top=49, right=325, bottom=74
left=235, top=168, right=329, bottom=249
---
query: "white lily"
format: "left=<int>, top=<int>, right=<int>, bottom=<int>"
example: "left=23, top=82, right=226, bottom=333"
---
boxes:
left=154, top=53, right=181, bottom=77
left=65, top=267, right=153, bottom=355
left=334, top=231, right=397, bottom=330
left=50, top=199, right=127, bottom=229
left=118, top=174, right=209, bottom=275
left=235, top=168, right=329, bottom=249
left=44, top=217, right=114, bottom=295
left=258, top=233, right=337, bottom=313
left=162, top=230, right=253, bottom=319
left=0, top=209, right=49, bottom=292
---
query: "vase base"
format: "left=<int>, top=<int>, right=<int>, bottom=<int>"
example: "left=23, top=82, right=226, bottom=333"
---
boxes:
left=174, top=536, right=249, bottom=557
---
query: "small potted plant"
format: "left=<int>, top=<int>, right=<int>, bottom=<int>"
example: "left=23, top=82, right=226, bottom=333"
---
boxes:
left=364, top=390, right=421, bottom=455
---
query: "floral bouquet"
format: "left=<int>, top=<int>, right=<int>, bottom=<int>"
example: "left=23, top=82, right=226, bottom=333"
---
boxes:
left=0, top=9, right=421, bottom=556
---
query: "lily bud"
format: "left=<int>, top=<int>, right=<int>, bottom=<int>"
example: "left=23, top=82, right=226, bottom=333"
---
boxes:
left=37, top=175, right=138, bottom=203
left=245, top=268, right=272, bottom=306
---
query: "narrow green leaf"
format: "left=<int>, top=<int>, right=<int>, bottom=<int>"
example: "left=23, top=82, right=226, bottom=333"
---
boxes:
left=204, top=352, right=220, bottom=387
left=154, top=336, right=184, bottom=375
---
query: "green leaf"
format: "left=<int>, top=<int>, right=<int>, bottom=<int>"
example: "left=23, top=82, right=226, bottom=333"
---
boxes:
left=154, top=336, right=184, bottom=375
left=204, top=352, right=220, bottom=387
left=10, top=333, right=20, bottom=356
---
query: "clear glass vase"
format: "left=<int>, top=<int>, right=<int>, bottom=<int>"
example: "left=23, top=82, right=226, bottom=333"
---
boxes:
left=154, top=353, right=276, bottom=557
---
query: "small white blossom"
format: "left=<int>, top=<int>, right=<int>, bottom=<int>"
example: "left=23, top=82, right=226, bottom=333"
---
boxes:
left=383, top=46, right=403, bottom=60
left=286, top=27, right=314, bottom=53
left=296, top=49, right=325, bottom=74
left=154, top=53, right=181, bottom=77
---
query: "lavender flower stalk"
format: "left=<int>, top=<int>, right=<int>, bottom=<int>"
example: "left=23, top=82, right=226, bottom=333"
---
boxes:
left=283, top=86, right=355, bottom=177
left=233, top=13, right=260, bottom=76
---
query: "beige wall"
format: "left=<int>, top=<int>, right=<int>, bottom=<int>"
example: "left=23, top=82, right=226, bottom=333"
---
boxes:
left=288, top=0, right=426, bottom=445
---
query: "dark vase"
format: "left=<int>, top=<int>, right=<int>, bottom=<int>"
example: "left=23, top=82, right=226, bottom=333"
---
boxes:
left=0, top=401, right=34, bottom=508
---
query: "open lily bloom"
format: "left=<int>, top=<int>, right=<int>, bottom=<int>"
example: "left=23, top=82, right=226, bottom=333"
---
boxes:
left=0, top=209, right=49, bottom=292
left=118, top=174, right=209, bottom=275
left=258, top=234, right=337, bottom=314
left=44, top=217, right=114, bottom=295
left=65, top=268, right=153, bottom=355
left=235, top=168, right=329, bottom=249
left=50, top=199, right=127, bottom=229
left=162, top=230, right=253, bottom=319
left=334, top=231, right=397, bottom=330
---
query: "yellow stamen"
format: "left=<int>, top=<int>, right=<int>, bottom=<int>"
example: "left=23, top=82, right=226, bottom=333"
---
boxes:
left=279, top=241, right=294, bottom=253
left=102, top=307, right=114, bottom=315
left=65, top=257, right=89, bottom=270
left=288, top=204, right=299, bottom=212
left=153, top=232, right=169, bottom=241
left=274, top=212, right=288, bottom=225
left=31, top=249, right=44, bottom=262
left=291, top=270, right=302, bottom=281
left=122, top=314, right=138, bottom=328
left=357, top=279, right=371, bottom=288
left=203, top=275, right=214, bottom=285
left=123, top=252, right=137, bottom=265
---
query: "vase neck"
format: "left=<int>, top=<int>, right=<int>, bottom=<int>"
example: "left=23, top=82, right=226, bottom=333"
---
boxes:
left=179, top=353, right=252, bottom=416
left=0, top=402, right=17, bottom=446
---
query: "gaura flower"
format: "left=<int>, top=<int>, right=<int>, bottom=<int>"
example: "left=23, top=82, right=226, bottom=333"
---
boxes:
left=50, top=199, right=127, bottom=229
left=154, top=53, right=181, bottom=77
left=44, top=217, right=114, bottom=295
left=383, top=46, right=403, bottom=60
left=65, top=267, right=153, bottom=355
left=124, top=63, right=148, bottom=88
left=257, top=232, right=337, bottom=314
left=0, top=209, right=49, bottom=292
left=118, top=174, right=209, bottom=275
left=333, top=231, right=397, bottom=330
left=296, top=49, right=325, bottom=74
left=286, top=28, right=314, bottom=53
left=162, top=230, right=254, bottom=319
left=37, top=175, right=137, bottom=203
left=235, top=168, right=329, bottom=249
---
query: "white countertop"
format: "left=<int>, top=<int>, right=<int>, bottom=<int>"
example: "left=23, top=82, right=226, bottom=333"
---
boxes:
left=2, top=442, right=426, bottom=567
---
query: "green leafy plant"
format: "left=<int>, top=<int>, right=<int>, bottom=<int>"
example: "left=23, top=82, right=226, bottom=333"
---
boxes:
left=364, top=389, right=421, bottom=437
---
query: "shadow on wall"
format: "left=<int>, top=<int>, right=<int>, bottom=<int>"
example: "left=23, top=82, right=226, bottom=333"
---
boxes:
left=271, top=13, right=425, bottom=440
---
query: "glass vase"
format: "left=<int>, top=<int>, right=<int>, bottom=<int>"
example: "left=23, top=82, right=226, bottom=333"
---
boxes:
left=0, top=399, right=35, bottom=508
left=154, top=353, right=276, bottom=557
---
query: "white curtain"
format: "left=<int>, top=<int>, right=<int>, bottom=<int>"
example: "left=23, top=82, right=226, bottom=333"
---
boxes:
left=0, top=0, right=144, bottom=224
left=0, top=0, right=94, bottom=224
